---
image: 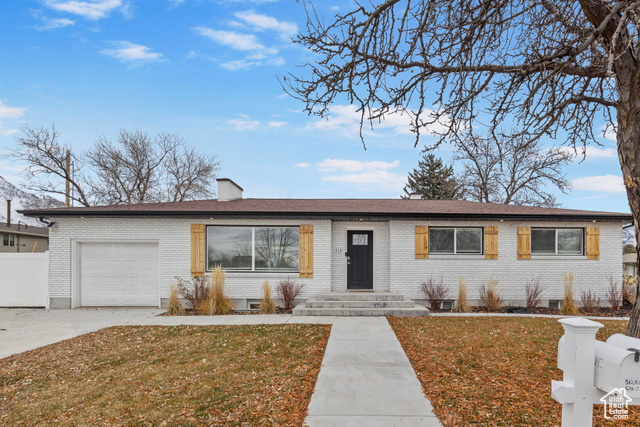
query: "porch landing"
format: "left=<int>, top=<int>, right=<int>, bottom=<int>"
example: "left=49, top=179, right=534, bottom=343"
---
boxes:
left=292, top=292, right=429, bottom=317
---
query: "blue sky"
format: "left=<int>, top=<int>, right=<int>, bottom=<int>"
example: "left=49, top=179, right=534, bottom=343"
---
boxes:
left=0, top=0, right=630, bottom=213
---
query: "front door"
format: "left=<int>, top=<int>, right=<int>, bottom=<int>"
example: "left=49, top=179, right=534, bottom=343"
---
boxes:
left=347, top=230, right=373, bottom=290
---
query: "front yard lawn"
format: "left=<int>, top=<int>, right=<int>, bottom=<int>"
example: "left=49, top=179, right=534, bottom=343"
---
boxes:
left=0, top=324, right=330, bottom=426
left=389, top=316, right=639, bottom=426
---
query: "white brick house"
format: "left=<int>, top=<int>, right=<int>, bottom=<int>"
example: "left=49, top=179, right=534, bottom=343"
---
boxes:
left=21, top=179, right=631, bottom=309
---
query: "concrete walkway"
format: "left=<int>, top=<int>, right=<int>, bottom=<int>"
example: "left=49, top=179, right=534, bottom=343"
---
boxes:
left=305, top=316, right=441, bottom=426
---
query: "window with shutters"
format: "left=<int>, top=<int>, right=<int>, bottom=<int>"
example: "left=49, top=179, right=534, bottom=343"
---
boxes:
left=429, top=227, right=483, bottom=254
left=531, top=228, right=584, bottom=255
left=206, top=226, right=299, bottom=272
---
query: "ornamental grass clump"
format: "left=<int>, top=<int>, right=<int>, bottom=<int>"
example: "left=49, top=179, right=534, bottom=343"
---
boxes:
left=479, top=276, right=502, bottom=312
left=199, top=266, right=234, bottom=315
left=454, top=277, right=471, bottom=313
left=259, top=280, right=278, bottom=314
left=166, top=285, right=185, bottom=316
left=561, top=270, right=577, bottom=315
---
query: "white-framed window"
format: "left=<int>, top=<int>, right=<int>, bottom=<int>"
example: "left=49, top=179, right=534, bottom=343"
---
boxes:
left=429, top=227, right=483, bottom=254
left=206, top=226, right=299, bottom=272
left=3, top=234, right=15, bottom=247
left=531, top=228, right=583, bottom=255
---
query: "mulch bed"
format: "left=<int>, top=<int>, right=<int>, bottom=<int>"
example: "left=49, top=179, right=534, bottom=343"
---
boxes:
left=431, top=306, right=633, bottom=317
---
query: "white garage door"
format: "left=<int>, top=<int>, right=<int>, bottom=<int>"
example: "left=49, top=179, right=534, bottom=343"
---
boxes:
left=80, top=242, right=159, bottom=306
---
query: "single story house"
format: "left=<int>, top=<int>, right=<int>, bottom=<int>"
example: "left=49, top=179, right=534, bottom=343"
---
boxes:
left=0, top=222, right=49, bottom=253
left=21, top=179, right=632, bottom=310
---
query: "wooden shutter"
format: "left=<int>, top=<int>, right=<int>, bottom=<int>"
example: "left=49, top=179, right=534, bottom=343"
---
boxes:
left=191, top=224, right=205, bottom=277
left=415, top=226, right=429, bottom=259
left=517, top=226, right=531, bottom=260
left=586, top=227, right=600, bottom=260
left=484, top=226, right=498, bottom=260
left=299, top=225, right=313, bottom=278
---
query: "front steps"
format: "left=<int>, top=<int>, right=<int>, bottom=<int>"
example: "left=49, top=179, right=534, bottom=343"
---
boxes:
left=292, top=292, right=430, bottom=317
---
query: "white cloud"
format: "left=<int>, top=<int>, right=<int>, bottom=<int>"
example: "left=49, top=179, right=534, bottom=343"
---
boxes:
left=306, top=104, right=448, bottom=137
left=317, top=158, right=400, bottom=173
left=0, top=101, right=26, bottom=119
left=561, top=146, right=618, bottom=160
left=268, top=121, right=287, bottom=127
left=101, top=41, right=163, bottom=63
left=228, top=117, right=260, bottom=130
left=195, top=27, right=272, bottom=52
left=295, top=162, right=311, bottom=168
left=36, top=17, right=76, bottom=30
left=323, top=170, right=406, bottom=190
left=194, top=26, right=284, bottom=70
left=572, top=175, right=626, bottom=193
left=234, top=11, right=298, bottom=39
left=43, top=0, right=126, bottom=20
left=602, top=125, right=617, bottom=141
left=0, top=128, right=20, bottom=137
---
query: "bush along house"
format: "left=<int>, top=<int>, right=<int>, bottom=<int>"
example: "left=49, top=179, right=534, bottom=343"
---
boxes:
left=20, top=178, right=632, bottom=315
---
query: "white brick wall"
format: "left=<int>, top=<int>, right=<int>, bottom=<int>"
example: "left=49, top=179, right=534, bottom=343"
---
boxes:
left=48, top=215, right=624, bottom=308
left=48, top=217, right=331, bottom=307
left=389, top=220, right=624, bottom=306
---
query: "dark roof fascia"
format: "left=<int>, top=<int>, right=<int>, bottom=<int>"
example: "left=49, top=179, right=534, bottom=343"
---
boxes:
left=21, top=209, right=633, bottom=222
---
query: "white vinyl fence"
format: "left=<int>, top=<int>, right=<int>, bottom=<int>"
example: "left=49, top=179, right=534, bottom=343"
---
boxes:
left=0, top=252, right=49, bottom=308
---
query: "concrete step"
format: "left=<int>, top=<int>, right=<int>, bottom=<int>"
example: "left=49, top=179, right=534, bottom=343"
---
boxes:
left=314, top=292, right=405, bottom=302
left=304, top=299, right=416, bottom=309
left=292, top=304, right=430, bottom=317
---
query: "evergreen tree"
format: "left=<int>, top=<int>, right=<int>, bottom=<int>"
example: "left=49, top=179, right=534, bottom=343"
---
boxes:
left=402, top=154, right=462, bottom=200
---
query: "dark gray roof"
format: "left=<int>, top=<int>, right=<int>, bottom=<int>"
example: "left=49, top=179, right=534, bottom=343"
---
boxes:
left=19, top=198, right=633, bottom=222
left=0, top=223, right=49, bottom=238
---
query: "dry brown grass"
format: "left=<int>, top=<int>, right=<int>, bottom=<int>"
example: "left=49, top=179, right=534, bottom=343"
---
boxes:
left=165, top=285, right=185, bottom=316
left=479, top=276, right=502, bottom=312
left=562, top=270, right=577, bottom=315
left=0, top=324, right=330, bottom=426
left=454, top=277, right=471, bottom=312
left=389, top=316, right=637, bottom=427
left=199, top=266, right=234, bottom=315
left=259, top=280, right=278, bottom=314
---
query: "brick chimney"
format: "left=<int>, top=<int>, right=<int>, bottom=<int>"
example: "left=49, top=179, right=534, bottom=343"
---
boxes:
left=216, top=178, right=243, bottom=202
left=6, top=199, right=10, bottom=227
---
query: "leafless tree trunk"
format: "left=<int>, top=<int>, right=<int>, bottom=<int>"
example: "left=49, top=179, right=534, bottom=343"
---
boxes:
left=285, top=0, right=640, bottom=335
left=456, top=134, right=572, bottom=207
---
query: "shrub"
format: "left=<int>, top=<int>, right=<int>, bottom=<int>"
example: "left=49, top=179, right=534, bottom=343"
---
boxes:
left=166, top=285, right=185, bottom=316
left=525, top=278, right=544, bottom=309
left=277, top=279, right=305, bottom=311
left=580, top=289, right=600, bottom=314
left=479, top=276, right=502, bottom=312
left=420, top=276, right=450, bottom=310
left=561, top=271, right=577, bottom=315
left=199, top=266, right=234, bottom=315
left=606, top=274, right=623, bottom=310
left=454, top=277, right=471, bottom=313
left=176, top=276, right=210, bottom=309
left=259, top=280, right=278, bottom=314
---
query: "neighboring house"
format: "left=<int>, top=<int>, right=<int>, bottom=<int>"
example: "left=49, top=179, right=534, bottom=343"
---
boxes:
left=0, top=222, right=49, bottom=253
left=623, top=253, right=637, bottom=277
left=21, top=178, right=632, bottom=309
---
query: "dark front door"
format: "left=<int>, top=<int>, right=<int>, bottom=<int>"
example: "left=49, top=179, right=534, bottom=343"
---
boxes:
left=347, top=230, right=373, bottom=290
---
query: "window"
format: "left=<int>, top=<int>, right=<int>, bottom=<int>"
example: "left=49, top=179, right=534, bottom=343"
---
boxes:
left=429, top=227, right=483, bottom=254
left=206, top=226, right=299, bottom=272
left=3, top=234, right=15, bottom=247
left=531, top=228, right=583, bottom=255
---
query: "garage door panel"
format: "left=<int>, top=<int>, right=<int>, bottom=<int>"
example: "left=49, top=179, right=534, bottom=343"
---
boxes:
left=80, top=242, right=159, bottom=307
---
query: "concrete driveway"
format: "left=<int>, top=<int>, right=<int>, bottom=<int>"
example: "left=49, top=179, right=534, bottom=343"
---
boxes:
left=0, top=308, right=338, bottom=359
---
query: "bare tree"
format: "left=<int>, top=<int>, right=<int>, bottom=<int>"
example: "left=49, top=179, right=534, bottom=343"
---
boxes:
left=8, top=125, right=220, bottom=206
left=285, top=1, right=640, bottom=336
left=10, top=125, right=91, bottom=206
left=456, top=134, right=572, bottom=207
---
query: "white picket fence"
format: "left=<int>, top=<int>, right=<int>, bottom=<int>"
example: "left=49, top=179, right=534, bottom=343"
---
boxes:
left=0, top=252, right=49, bottom=308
